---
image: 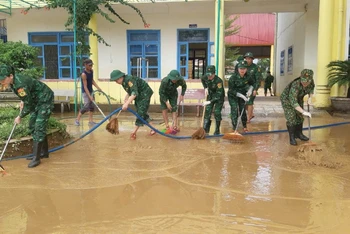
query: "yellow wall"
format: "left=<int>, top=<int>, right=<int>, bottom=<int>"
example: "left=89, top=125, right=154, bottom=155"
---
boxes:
left=44, top=80, right=204, bottom=106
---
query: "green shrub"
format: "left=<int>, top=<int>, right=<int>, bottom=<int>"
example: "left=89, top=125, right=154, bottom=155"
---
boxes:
left=0, top=107, right=67, bottom=141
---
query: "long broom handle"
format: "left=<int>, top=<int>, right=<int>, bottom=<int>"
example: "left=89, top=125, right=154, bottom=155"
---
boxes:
left=307, top=103, right=311, bottom=140
left=0, top=108, right=22, bottom=162
left=0, top=121, right=17, bottom=162
left=235, top=100, right=246, bottom=132
left=201, top=103, right=206, bottom=127
left=116, top=109, right=122, bottom=118
left=92, top=101, right=107, bottom=119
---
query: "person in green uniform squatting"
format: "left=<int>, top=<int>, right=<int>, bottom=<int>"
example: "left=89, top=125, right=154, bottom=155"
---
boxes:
left=159, top=70, right=187, bottom=131
left=244, top=52, right=262, bottom=123
left=201, top=65, right=225, bottom=135
left=0, top=64, right=54, bottom=168
left=280, top=69, right=314, bottom=146
left=264, top=71, right=274, bottom=96
left=110, top=70, right=156, bottom=140
left=228, top=61, right=254, bottom=132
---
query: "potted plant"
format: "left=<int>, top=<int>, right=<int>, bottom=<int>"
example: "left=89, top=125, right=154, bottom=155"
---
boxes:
left=327, top=60, right=350, bottom=112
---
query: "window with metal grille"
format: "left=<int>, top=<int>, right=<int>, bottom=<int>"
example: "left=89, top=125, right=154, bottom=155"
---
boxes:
left=127, top=30, right=160, bottom=79
left=28, top=32, right=89, bottom=79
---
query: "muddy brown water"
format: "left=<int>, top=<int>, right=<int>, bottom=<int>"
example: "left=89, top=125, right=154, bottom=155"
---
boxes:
left=1, top=113, right=350, bottom=233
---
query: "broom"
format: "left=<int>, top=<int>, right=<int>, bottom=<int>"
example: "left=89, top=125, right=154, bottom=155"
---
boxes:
left=191, top=104, right=206, bottom=139
left=106, top=110, right=122, bottom=135
left=0, top=118, right=18, bottom=175
left=92, top=101, right=121, bottom=134
left=222, top=101, right=246, bottom=142
left=297, top=103, right=322, bottom=153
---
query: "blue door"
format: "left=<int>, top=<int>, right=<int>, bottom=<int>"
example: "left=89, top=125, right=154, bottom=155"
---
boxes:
left=178, top=42, right=188, bottom=78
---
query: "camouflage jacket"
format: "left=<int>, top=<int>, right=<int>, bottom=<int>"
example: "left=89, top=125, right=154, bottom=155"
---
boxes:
left=122, top=75, right=153, bottom=100
left=10, top=74, right=54, bottom=118
left=201, top=75, right=225, bottom=102
left=247, top=63, right=262, bottom=91
left=280, top=77, right=315, bottom=108
left=265, top=75, right=274, bottom=86
left=159, top=76, right=187, bottom=103
left=228, top=73, right=254, bottom=99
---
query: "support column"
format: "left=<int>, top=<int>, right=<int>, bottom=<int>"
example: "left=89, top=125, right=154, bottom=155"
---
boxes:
left=270, top=45, right=274, bottom=73
left=215, top=0, right=225, bottom=79
left=270, top=45, right=275, bottom=94
left=314, top=0, right=334, bottom=108
left=89, top=14, right=99, bottom=80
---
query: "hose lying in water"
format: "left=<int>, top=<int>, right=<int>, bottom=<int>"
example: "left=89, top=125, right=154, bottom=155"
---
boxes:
left=4, top=107, right=350, bottom=161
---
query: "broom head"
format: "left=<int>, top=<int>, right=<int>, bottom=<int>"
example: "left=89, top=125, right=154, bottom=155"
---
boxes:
left=222, top=131, right=245, bottom=142
left=106, top=117, right=119, bottom=135
left=0, top=164, right=6, bottom=176
left=192, top=127, right=206, bottom=140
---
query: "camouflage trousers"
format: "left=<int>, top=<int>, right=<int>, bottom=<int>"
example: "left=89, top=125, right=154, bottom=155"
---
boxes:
left=160, top=92, right=178, bottom=112
left=29, top=101, right=54, bottom=143
left=204, top=100, right=224, bottom=121
left=135, top=95, right=152, bottom=127
left=228, top=97, right=247, bottom=129
left=246, top=95, right=256, bottom=105
left=282, top=104, right=304, bottom=126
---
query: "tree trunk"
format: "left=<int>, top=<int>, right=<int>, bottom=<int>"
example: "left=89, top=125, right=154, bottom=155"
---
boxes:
left=347, top=86, right=350, bottom=98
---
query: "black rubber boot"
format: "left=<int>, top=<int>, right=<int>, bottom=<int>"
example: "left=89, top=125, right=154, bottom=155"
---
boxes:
left=27, top=136, right=49, bottom=160
left=295, top=124, right=309, bottom=141
left=28, top=141, right=43, bottom=168
left=214, top=121, right=221, bottom=135
left=41, top=136, right=49, bottom=158
left=287, top=125, right=297, bottom=146
left=203, top=119, right=211, bottom=134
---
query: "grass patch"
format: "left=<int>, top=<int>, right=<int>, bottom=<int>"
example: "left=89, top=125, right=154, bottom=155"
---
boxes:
left=0, top=107, right=67, bottom=141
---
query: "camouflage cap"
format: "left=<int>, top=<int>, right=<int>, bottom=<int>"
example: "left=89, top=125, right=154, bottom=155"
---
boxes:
left=206, top=65, right=216, bottom=75
left=244, top=52, right=254, bottom=59
left=167, top=70, right=182, bottom=80
left=300, top=69, right=314, bottom=82
left=110, top=70, right=125, bottom=81
left=237, top=60, right=248, bottom=69
left=237, top=55, right=244, bottom=62
left=0, top=64, right=12, bottom=81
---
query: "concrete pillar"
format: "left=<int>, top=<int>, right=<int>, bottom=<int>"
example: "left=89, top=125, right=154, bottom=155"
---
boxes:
left=88, top=14, right=99, bottom=80
left=215, top=0, right=225, bottom=79
left=314, top=0, right=334, bottom=108
left=270, top=45, right=274, bottom=74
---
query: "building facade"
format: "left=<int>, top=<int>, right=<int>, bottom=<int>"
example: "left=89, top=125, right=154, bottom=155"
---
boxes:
left=1, top=0, right=349, bottom=107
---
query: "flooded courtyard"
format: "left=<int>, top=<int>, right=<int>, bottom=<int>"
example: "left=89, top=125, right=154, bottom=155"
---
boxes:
left=1, top=108, right=350, bottom=233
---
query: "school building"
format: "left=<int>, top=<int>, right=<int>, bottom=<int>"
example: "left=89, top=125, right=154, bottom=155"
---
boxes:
left=0, top=0, right=349, bottom=108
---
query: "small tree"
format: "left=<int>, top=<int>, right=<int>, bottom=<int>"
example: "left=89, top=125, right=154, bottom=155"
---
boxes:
left=257, top=58, right=270, bottom=78
left=327, top=60, right=350, bottom=98
left=225, top=15, right=241, bottom=72
left=0, top=40, right=43, bottom=78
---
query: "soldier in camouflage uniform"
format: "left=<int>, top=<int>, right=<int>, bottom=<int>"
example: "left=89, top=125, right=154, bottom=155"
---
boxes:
left=201, top=65, right=225, bottom=135
left=264, top=71, right=274, bottom=96
left=0, top=64, right=54, bottom=168
left=110, top=70, right=156, bottom=140
left=159, top=70, right=187, bottom=131
left=280, top=69, right=314, bottom=145
left=234, top=55, right=244, bottom=74
left=228, top=61, right=254, bottom=132
left=244, top=52, right=262, bottom=122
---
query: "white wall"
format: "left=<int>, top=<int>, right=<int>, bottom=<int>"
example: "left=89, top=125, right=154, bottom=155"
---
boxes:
left=4, top=2, right=216, bottom=80
left=275, top=1, right=319, bottom=95
left=97, top=2, right=215, bottom=79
